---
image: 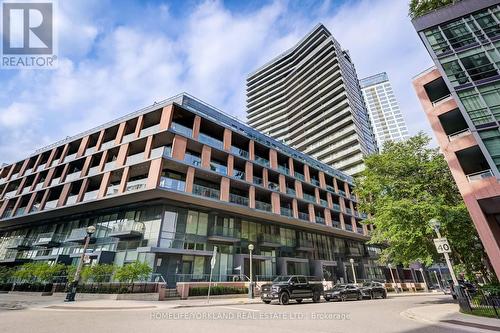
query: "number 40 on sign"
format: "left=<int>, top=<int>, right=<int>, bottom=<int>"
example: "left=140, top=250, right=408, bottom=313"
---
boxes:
left=433, top=238, right=451, bottom=254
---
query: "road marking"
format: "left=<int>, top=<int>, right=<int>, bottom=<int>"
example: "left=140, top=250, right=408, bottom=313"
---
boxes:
left=220, top=306, right=261, bottom=312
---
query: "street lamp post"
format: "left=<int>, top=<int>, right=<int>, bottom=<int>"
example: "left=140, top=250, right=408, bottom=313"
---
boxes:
left=388, top=263, right=399, bottom=293
left=429, top=219, right=458, bottom=286
left=248, top=244, right=254, bottom=299
left=65, top=225, right=96, bottom=302
left=419, top=268, right=428, bottom=292
left=434, top=270, right=443, bottom=292
left=349, top=258, right=357, bottom=284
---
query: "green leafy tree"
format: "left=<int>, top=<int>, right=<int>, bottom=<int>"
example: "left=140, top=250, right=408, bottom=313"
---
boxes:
left=82, top=264, right=116, bottom=282
left=13, top=262, right=66, bottom=283
left=355, top=134, right=490, bottom=279
left=0, top=266, right=14, bottom=283
left=114, top=261, right=152, bottom=283
left=408, top=0, right=459, bottom=19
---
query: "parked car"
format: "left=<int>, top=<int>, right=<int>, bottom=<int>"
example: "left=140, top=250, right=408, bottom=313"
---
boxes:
left=360, top=281, right=387, bottom=299
left=260, top=275, right=324, bottom=305
left=324, top=284, right=362, bottom=302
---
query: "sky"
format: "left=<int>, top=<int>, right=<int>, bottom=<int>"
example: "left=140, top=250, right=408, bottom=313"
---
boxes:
left=0, top=0, right=435, bottom=164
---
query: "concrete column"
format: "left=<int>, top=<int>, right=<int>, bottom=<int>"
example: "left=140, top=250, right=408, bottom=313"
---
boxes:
left=118, top=167, right=130, bottom=194
left=31, top=154, right=43, bottom=173
left=223, top=128, right=232, bottom=151
left=59, top=164, right=70, bottom=183
left=304, top=165, right=311, bottom=183
left=159, top=104, right=174, bottom=131
left=58, top=144, right=70, bottom=165
left=333, top=178, right=339, bottom=192
left=11, top=197, right=22, bottom=216
left=57, top=183, right=72, bottom=207
left=77, top=136, right=90, bottom=158
left=95, top=129, right=105, bottom=151
left=115, top=122, right=126, bottom=145
left=220, top=177, right=230, bottom=202
left=248, top=141, right=255, bottom=160
left=192, top=116, right=201, bottom=140
left=326, top=192, right=333, bottom=209
left=319, top=172, right=326, bottom=189
left=351, top=217, right=357, bottom=232
left=314, top=187, right=320, bottom=204
left=249, top=186, right=255, bottom=208
left=98, top=172, right=111, bottom=199
left=269, top=149, right=278, bottom=170
left=146, top=159, right=163, bottom=189
left=18, top=159, right=30, bottom=177
left=294, top=180, right=303, bottom=199
left=5, top=164, right=15, bottom=181
left=15, top=178, right=27, bottom=196
left=308, top=204, right=316, bottom=223
left=144, top=136, right=153, bottom=159
left=39, top=189, right=50, bottom=211
left=324, top=208, right=332, bottom=227
left=201, top=145, right=211, bottom=169
left=80, top=156, right=92, bottom=177
left=77, top=178, right=89, bottom=203
left=185, top=167, right=195, bottom=193
left=25, top=192, right=37, bottom=214
left=43, top=168, right=56, bottom=188
left=245, top=161, right=253, bottom=183
left=271, top=192, right=281, bottom=215
left=29, top=173, right=41, bottom=192
left=344, top=183, right=351, bottom=198
left=0, top=200, right=9, bottom=218
left=288, top=157, right=295, bottom=177
left=172, top=135, right=187, bottom=161
left=262, top=168, right=269, bottom=188
left=98, top=150, right=108, bottom=172
left=292, top=199, right=299, bottom=219
left=227, top=155, right=234, bottom=177
left=116, top=143, right=129, bottom=167
left=339, top=213, right=346, bottom=230
left=135, top=115, right=144, bottom=138
left=279, top=174, right=286, bottom=193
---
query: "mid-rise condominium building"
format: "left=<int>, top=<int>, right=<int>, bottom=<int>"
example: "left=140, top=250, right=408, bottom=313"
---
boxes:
left=412, top=0, right=500, bottom=278
left=246, top=24, right=377, bottom=176
left=0, top=93, right=384, bottom=286
left=360, top=72, right=409, bottom=150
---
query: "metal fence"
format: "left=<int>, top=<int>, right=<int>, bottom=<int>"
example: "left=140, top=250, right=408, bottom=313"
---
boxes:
left=455, top=286, right=500, bottom=319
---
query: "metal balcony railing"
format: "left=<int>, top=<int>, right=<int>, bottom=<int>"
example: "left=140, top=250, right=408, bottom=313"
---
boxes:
left=6, top=237, right=32, bottom=249
left=125, top=179, right=147, bottom=192
left=255, top=200, right=271, bottom=212
left=192, top=184, right=220, bottom=200
left=254, top=156, right=270, bottom=167
left=199, top=133, right=223, bottom=150
left=33, top=232, right=63, bottom=247
left=82, top=190, right=99, bottom=202
left=229, top=193, right=248, bottom=206
left=159, top=177, right=185, bottom=191
left=298, top=212, right=309, bottom=221
left=280, top=207, right=293, bottom=217
left=448, top=128, right=471, bottom=141
left=109, top=220, right=145, bottom=238
left=171, top=122, right=193, bottom=137
left=466, top=169, right=494, bottom=182
left=230, top=146, right=249, bottom=159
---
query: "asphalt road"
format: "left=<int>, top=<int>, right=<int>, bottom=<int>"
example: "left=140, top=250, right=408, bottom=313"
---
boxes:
left=0, top=294, right=483, bottom=333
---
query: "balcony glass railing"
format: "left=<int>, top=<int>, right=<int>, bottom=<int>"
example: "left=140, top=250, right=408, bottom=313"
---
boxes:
left=255, top=200, right=272, bottom=212
left=326, top=185, right=335, bottom=192
left=345, top=224, right=353, bottom=232
left=106, top=185, right=120, bottom=196
left=199, top=133, right=223, bottom=150
left=280, top=207, right=293, bottom=217
left=315, top=216, right=325, bottom=224
left=1, top=208, right=13, bottom=219
left=332, top=203, right=341, bottom=211
left=465, top=169, right=494, bottom=182
left=192, top=184, right=220, bottom=199
left=14, top=207, right=26, bottom=217
left=29, top=204, right=40, bottom=213
left=232, top=170, right=245, bottom=180
left=303, top=193, right=316, bottom=203
left=10, top=173, right=19, bottom=180
left=21, top=186, right=30, bottom=195
left=310, top=178, right=320, bottom=186
left=171, top=122, right=193, bottom=137
left=278, top=165, right=289, bottom=175
left=209, top=226, right=240, bottom=239
left=338, top=190, right=346, bottom=197
left=230, top=146, right=249, bottom=159
left=295, top=172, right=305, bottom=181
left=64, top=153, right=77, bottom=163
left=229, top=193, right=249, bottom=206
left=35, top=183, right=44, bottom=191
left=159, top=177, right=185, bottom=191
left=66, top=195, right=78, bottom=205
left=253, top=176, right=263, bottom=186
left=259, top=234, right=281, bottom=244
left=297, top=238, right=314, bottom=249
left=268, top=182, right=279, bottom=191
left=140, top=124, right=160, bottom=137
left=44, top=200, right=58, bottom=210
left=332, top=220, right=341, bottom=229
left=4, top=190, right=17, bottom=199
left=35, top=163, right=46, bottom=173
left=320, top=199, right=328, bottom=207
left=65, top=171, right=81, bottom=182
left=345, top=208, right=353, bottom=215
left=163, top=146, right=172, bottom=158
left=286, top=187, right=296, bottom=196
left=254, top=156, right=270, bottom=167
left=125, top=179, right=147, bottom=192
left=184, top=154, right=202, bottom=167
left=210, top=162, right=228, bottom=175
left=34, top=232, right=62, bottom=245
left=298, top=212, right=309, bottom=221
left=6, top=237, right=32, bottom=249
left=357, top=227, right=364, bottom=234
left=82, top=190, right=99, bottom=202
left=111, top=220, right=145, bottom=235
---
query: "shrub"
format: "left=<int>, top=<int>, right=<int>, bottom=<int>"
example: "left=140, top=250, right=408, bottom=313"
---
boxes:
left=481, top=283, right=500, bottom=296
left=14, top=262, right=66, bottom=283
left=81, top=264, right=115, bottom=283
left=189, top=286, right=248, bottom=297
left=114, top=261, right=152, bottom=283
left=0, top=266, right=14, bottom=283
left=408, top=0, right=458, bottom=19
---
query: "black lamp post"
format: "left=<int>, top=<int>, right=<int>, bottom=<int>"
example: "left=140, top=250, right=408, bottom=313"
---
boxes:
left=65, top=225, right=96, bottom=302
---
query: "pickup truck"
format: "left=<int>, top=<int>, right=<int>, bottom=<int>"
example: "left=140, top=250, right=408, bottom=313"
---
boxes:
left=260, top=275, right=324, bottom=305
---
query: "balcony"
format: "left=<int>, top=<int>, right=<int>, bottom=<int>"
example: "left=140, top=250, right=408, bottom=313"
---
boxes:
left=159, top=177, right=185, bottom=191
left=44, top=199, right=58, bottom=210
left=298, top=212, right=309, bottom=221
left=296, top=238, right=314, bottom=251
left=268, top=181, right=279, bottom=191
left=122, top=133, right=135, bottom=144
left=232, top=170, right=245, bottom=180
left=278, top=165, right=289, bottom=175
left=125, top=179, right=147, bottom=192
left=320, top=199, right=328, bottom=207
left=50, top=177, right=61, bottom=186
left=345, top=208, right=353, bottom=215
left=171, top=122, right=193, bottom=137
left=466, top=169, right=494, bottom=182
left=103, top=161, right=115, bottom=172
left=192, top=184, right=220, bottom=200
left=140, top=124, right=160, bottom=137
left=101, top=140, right=114, bottom=150
left=254, top=156, right=270, bottom=167
left=65, top=227, right=96, bottom=244
left=85, top=146, right=96, bottom=155
left=87, top=166, right=99, bottom=177
left=209, top=162, right=227, bottom=175
left=345, top=224, right=353, bottom=232
left=66, top=195, right=78, bottom=205
left=199, top=133, right=223, bottom=150
left=208, top=227, right=240, bottom=243
left=303, top=193, right=316, bottom=203
left=253, top=176, right=263, bottom=186
left=332, top=203, right=341, bottom=211
left=338, top=190, right=346, bottom=197
left=106, top=185, right=120, bottom=196
left=82, top=190, right=99, bottom=202
left=258, top=234, right=281, bottom=247
left=448, top=128, right=471, bottom=142
left=34, top=163, right=46, bottom=173
left=230, top=146, right=248, bottom=159
left=294, top=172, right=305, bottom=181
left=310, top=178, right=320, bottom=186
left=315, top=216, right=325, bottom=224
left=65, top=171, right=81, bottom=182
left=150, top=147, right=164, bottom=159
left=332, top=220, right=341, bottom=229
left=326, top=185, right=335, bottom=193
left=33, top=232, right=62, bottom=247
left=280, top=207, right=293, bottom=217
left=64, top=153, right=77, bottom=163
left=184, top=154, right=202, bottom=167
left=356, top=227, right=364, bottom=234
left=286, top=187, right=296, bottom=196
left=14, top=207, right=26, bottom=217
left=229, top=193, right=249, bottom=206
left=126, top=152, right=144, bottom=165
left=255, top=200, right=271, bottom=212
left=3, top=190, right=17, bottom=199
left=6, top=238, right=32, bottom=250
left=109, top=220, right=145, bottom=239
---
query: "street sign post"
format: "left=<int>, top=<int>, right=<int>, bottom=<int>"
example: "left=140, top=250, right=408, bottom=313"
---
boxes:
left=207, top=246, right=217, bottom=303
left=433, top=238, right=451, bottom=254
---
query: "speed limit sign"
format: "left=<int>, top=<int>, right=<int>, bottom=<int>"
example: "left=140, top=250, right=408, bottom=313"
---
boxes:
left=433, top=238, right=451, bottom=254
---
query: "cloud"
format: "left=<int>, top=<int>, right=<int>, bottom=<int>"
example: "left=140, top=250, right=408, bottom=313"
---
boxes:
left=0, top=0, right=435, bottom=164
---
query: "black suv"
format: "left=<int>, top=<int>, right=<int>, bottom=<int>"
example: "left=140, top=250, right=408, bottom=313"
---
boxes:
left=260, top=275, right=324, bottom=305
left=360, top=281, right=387, bottom=299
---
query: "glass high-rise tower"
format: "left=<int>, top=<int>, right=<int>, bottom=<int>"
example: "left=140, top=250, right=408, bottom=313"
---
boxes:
left=360, top=72, right=409, bottom=150
left=246, top=24, right=377, bottom=176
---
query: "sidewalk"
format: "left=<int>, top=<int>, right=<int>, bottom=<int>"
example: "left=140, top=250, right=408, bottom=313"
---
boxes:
left=389, top=291, right=443, bottom=298
left=401, top=303, right=500, bottom=332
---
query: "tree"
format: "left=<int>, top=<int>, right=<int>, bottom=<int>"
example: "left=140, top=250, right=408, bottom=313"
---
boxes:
left=13, top=262, right=65, bottom=283
left=82, top=264, right=115, bottom=282
left=408, top=0, right=459, bottom=19
left=114, top=261, right=152, bottom=283
left=355, top=133, right=490, bottom=279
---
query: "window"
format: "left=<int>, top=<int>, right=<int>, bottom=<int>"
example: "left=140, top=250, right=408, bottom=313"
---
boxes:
left=186, top=210, right=208, bottom=236
left=460, top=52, right=497, bottom=82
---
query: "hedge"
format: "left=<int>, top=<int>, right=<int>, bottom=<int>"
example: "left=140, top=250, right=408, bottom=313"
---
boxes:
left=189, top=286, right=248, bottom=296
